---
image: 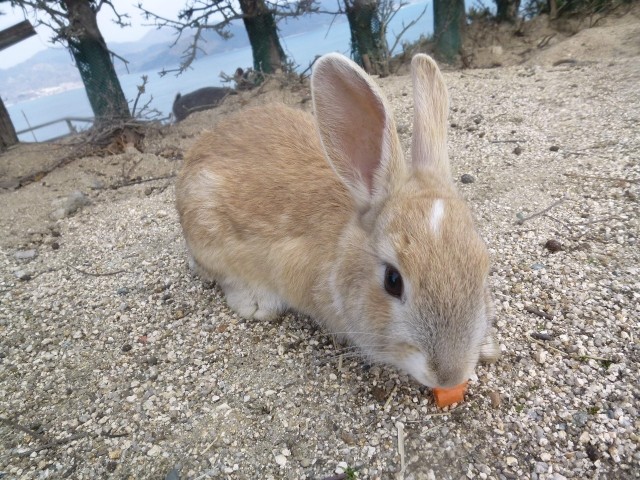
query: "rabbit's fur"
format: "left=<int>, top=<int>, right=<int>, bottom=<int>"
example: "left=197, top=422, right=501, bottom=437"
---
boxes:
left=176, top=53, right=499, bottom=388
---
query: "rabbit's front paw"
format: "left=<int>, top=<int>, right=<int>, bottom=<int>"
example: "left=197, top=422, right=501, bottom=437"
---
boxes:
left=479, top=332, right=501, bottom=364
left=222, top=281, right=285, bottom=321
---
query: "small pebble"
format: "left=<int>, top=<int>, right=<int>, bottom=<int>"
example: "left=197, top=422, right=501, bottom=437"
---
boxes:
left=14, top=270, right=32, bottom=281
left=461, top=173, right=475, bottom=184
left=165, top=469, right=180, bottom=480
left=534, top=350, right=547, bottom=364
left=14, top=249, right=37, bottom=260
left=489, top=390, right=501, bottom=408
left=544, top=239, right=563, bottom=252
left=573, top=412, right=589, bottom=427
left=147, top=445, right=161, bottom=457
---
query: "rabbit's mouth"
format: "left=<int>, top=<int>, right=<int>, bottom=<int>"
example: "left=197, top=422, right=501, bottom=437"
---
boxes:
left=385, top=342, right=478, bottom=389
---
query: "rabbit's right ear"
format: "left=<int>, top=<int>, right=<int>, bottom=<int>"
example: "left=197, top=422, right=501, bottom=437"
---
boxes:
left=410, top=54, right=451, bottom=180
left=312, top=54, right=404, bottom=210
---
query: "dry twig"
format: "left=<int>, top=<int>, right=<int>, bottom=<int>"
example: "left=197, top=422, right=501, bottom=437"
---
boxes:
left=516, top=197, right=566, bottom=225
left=68, top=264, right=127, bottom=277
left=525, top=306, right=554, bottom=321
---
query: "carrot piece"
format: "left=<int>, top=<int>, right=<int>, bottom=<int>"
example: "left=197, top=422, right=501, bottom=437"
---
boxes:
left=432, top=381, right=468, bottom=408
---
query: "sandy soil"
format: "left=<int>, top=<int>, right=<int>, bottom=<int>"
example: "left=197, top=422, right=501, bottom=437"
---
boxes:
left=1, top=8, right=639, bottom=480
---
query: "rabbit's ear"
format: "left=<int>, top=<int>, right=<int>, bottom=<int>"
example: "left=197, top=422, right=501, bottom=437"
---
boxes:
left=312, top=53, right=404, bottom=209
left=411, top=54, right=451, bottom=179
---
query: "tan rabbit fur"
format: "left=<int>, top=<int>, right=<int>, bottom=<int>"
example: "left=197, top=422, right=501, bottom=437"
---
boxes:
left=176, top=53, right=499, bottom=388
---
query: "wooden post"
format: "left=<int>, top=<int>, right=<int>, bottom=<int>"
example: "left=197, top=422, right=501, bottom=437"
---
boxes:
left=0, top=20, right=36, bottom=51
left=0, top=20, right=37, bottom=150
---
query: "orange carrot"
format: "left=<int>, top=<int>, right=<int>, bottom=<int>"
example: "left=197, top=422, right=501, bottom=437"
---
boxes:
left=432, top=381, right=468, bottom=408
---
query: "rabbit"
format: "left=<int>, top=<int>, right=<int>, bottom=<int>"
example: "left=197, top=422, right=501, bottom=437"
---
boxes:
left=175, top=53, right=500, bottom=389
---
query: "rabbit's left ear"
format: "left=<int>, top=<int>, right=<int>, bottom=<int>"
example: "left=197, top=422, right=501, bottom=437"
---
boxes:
left=312, top=53, right=405, bottom=210
left=411, top=54, right=451, bottom=180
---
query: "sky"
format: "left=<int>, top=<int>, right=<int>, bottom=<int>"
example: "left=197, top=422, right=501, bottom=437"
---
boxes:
left=0, top=1, right=182, bottom=69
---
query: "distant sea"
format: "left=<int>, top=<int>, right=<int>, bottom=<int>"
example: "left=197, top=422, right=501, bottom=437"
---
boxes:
left=8, top=2, right=433, bottom=141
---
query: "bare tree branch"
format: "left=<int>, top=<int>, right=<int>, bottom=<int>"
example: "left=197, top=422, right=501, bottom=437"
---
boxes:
left=386, top=2, right=428, bottom=64
left=137, top=0, right=321, bottom=76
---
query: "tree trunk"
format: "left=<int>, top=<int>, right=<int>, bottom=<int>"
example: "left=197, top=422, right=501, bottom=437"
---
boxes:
left=0, top=97, right=18, bottom=150
left=344, top=0, right=388, bottom=76
left=62, top=0, right=130, bottom=125
left=239, top=0, right=287, bottom=74
left=496, top=0, right=521, bottom=22
left=433, top=0, right=466, bottom=62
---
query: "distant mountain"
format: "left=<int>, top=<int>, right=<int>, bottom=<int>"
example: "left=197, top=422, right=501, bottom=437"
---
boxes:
left=0, top=4, right=342, bottom=104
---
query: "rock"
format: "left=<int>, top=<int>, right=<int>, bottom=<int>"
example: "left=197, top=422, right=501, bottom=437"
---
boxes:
left=0, top=178, right=20, bottom=190
left=274, top=454, right=287, bottom=467
left=513, top=146, right=523, bottom=155
left=14, top=249, right=37, bottom=260
left=534, top=350, right=547, bottom=364
left=585, top=443, right=600, bottom=461
left=371, top=386, right=387, bottom=402
left=335, top=461, right=348, bottom=474
left=461, top=174, right=476, bottom=184
left=535, top=461, right=549, bottom=473
left=90, top=179, right=106, bottom=190
left=573, top=411, right=589, bottom=427
left=50, top=191, right=91, bottom=220
left=14, top=270, right=32, bottom=281
left=173, top=87, right=233, bottom=122
left=341, top=431, right=357, bottom=445
left=147, top=445, right=161, bottom=457
left=165, top=468, right=180, bottom=480
left=550, top=145, right=560, bottom=152
left=489, top=390, right=501, bottom=408
left=545, top=239, right=563, bottom=253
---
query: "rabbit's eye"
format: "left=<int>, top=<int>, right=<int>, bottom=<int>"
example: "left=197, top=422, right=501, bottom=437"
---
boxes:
left=384, top=265, right=403, bottom=299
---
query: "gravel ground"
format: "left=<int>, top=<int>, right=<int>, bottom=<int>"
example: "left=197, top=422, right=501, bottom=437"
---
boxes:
left=1, top=37, right=639, bottom=480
